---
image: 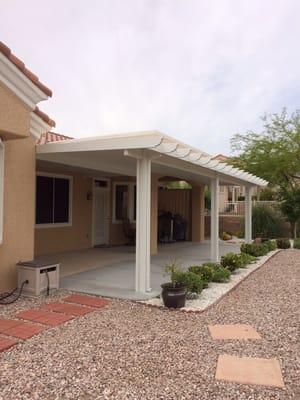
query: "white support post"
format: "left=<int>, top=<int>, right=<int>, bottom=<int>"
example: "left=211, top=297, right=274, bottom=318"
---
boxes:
left=245, top=186, right=252, bottom=243
left=210, top=177, right=219, bottom=262
left=135, top=152, right=152, bottom=292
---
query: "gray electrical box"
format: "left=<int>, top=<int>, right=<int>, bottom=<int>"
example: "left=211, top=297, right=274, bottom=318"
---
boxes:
left=17, top=259, right=60, bottom=296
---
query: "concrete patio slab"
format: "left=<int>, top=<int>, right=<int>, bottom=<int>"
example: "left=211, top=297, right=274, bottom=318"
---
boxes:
left=216, top=355, right=284, bottom=388
left=209, top=324, right=261, bottom=340
left=59, top=241, right=240, bottom=299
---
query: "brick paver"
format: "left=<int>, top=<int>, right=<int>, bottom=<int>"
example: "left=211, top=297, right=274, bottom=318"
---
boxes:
left=0, top=336, right=18, bottom=352
left=0, top=319, right=22, bottom=331
left=216, top=355, right=284, bottom=388
left=0, top=320, right=46, bottom=340
left=41, top=302, right=94, bottom=316
left=16, top=309, right=74, bottom=327
left=63, top=294, right=110, bottom=308
left=209, top=324, right=261, bottom=340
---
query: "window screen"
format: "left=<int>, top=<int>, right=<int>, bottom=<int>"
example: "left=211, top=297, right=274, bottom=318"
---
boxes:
left=36, top=175, right=70, bottom=225
left=115, top=184, right=128, bottom=220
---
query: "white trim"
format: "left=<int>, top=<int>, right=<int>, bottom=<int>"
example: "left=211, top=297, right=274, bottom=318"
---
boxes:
left=112, top=181, right=136, bottom=224
left=36, top=130, right=268, bottom=187
left=30, top=112, right=52, bottom=139
left=92, top=178, right=110, bottom=246
left=210, top=177, right=220, bottom=262
left=0, top=53, right=49, bottom=108
left=35, top=172, right=73, bottom=229
left=0, top=139, right=4, bottom=245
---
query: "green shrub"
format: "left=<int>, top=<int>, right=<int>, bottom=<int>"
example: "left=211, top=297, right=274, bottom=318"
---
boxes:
left=263, top=239, right=277, bottom=251
left=221, top=253, right=244, bottom=271
left=188, top=265, right=214, bottom=288
left=172, top=271, right=204, bottom=294
left=241, top=243, right=269, bottom=257
left=276, top=238, right=291, bottom=249
left=293, top=238, right=300, bottom=249
left=212, top=267, right=231, bottom=283
left=239, top=252, right=257, bottom=266
left=252, top=204, right=287, bottom=239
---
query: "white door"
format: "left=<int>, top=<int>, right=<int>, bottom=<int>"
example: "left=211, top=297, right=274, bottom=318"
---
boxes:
left=93, top=180, right=110, bottom=246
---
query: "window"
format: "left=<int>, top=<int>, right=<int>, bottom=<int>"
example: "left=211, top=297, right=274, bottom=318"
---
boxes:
left=36, top=174, right=72, bottom=227
left=113, top=182, right=136, bottom=223
left=0, top=139, right=4, bottom=244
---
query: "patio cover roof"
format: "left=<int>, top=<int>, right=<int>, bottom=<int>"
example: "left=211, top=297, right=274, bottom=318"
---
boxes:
left=36, top=131, right=268, bottom=187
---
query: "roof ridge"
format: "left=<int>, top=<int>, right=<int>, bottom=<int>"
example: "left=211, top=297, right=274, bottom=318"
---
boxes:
left=0, top=41, right=52, bottom=97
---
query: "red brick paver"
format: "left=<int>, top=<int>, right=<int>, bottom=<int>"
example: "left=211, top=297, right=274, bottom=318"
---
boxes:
left=16, top=309, right=74, bottom=327
left=0, top=319, right=45, bottom=339
left=41, top=302, right=94, bottom=316
left=0, top=336, right=18, bottom=352
left=63, top=294, right=110, bottom=308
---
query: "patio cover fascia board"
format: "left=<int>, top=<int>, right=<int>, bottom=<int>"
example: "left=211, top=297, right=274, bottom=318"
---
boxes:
left=36, top=130, right=268, bottom=187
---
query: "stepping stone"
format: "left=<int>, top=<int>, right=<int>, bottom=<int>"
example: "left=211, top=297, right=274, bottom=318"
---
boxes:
left=41, top=302, right=94, bottom=316
left=63, top=294, right=109, bottom=308
left=209, top=324, right=261, bottom=340
left=0, top=319, right=46, bottom=339
left=0, top=336, right=18, bottom=353
left=216, top=355, right=284, bottom=388
left=16, top=309, right=74, bottom=327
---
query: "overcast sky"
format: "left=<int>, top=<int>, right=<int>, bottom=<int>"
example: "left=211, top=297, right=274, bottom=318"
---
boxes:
left=1, top=0, right=299, bottom=154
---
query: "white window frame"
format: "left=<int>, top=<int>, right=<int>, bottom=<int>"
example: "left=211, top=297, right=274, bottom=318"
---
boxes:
left=35, top=172, right=73, bottom=229
left=0, top=139, right=4, bottom=244
left=112, top=181, right=136, bottom=224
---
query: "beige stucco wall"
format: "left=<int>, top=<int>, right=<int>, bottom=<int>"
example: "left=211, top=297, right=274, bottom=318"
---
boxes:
left=0, top=136, right=36, bottom=292
left=0, top=81, right=31, bottom=139
left=191, top=185, right=205, bottom=241
left=34, top=171, right=93, bottom=256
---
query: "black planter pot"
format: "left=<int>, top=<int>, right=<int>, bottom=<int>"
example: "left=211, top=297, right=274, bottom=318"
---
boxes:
left=161, top=282, right=186, bottom=309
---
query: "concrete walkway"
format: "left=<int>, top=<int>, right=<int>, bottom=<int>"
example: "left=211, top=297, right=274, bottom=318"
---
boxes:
left=59, top=241, right=240, bottom=299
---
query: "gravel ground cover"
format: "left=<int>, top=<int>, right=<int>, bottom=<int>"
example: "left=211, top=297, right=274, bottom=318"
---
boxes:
left=0, top=250, right=299, bottom=400
left=143, top=250, right=279, bottom=311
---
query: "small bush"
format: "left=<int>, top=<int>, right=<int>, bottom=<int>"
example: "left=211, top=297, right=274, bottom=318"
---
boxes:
left=188, top=265, right=214, bottom=288
left=239, top=252, right=257, bottom=266
left=172, top=270, right=204, bottom=294
left=293, top=238, right=300, bottom=249
left=241, top=243, right=269, bottom=257
left=220, top=232, right=232, bottom=241
left=221, top=253, right=244, bottom=271
left=263, top=239, right=277, bottom=251
left=212, top=267, right=231, bottom=283
left=252, top=204, right=287, bottom=239
left=276, top=238, right=291, bottom=249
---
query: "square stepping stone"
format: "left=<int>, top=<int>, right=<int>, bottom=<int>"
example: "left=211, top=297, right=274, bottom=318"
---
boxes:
left=0, top=319, right=22, bottom=332
left=1, top=321, right=45, bottom=339
left=63, top=294, right=109, bottom=308
left=0, top=336, right=18, bottom=352
left=209, top=324, right=261, bottom=340
left=216, top=355, right=284, bottom=388
left=41, top=302, right=94, bottom=316
left=16, top=309, right=74, bottom=327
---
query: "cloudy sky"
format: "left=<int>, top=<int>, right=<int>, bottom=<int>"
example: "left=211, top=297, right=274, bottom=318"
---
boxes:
left=1, top=0, right=299, bottom=154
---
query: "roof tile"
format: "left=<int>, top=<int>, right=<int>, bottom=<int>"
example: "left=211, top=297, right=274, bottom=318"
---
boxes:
left=0, top=41, right=52, bottom=97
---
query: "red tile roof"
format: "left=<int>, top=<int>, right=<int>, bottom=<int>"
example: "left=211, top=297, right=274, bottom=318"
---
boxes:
left=0, top=41, right=52, bottom=97
left=37, top=131, right=74, bottom=145
left=33, top=107, right=56, bottom=127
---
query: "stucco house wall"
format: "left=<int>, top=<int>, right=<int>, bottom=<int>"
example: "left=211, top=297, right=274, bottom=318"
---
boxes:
left=34, top=170, right=93, bottom=256
left=0, top=136, right=36, bottom=292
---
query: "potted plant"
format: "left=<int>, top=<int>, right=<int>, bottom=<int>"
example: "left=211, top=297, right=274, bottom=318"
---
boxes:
left=161, top=262, right=187, bottom=308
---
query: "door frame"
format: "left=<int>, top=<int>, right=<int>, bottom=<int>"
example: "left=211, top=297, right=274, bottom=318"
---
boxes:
left=92, top=177, right=111, bottom=246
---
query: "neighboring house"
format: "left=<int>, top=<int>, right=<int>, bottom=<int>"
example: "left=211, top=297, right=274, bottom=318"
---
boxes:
left=0, top=41, right=268, bottom=294
left=212, top=154, right=260, bottom=214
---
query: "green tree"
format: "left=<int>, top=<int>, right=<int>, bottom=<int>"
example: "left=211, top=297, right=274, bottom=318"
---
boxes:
left=230, top=109, right=300, bottom=237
